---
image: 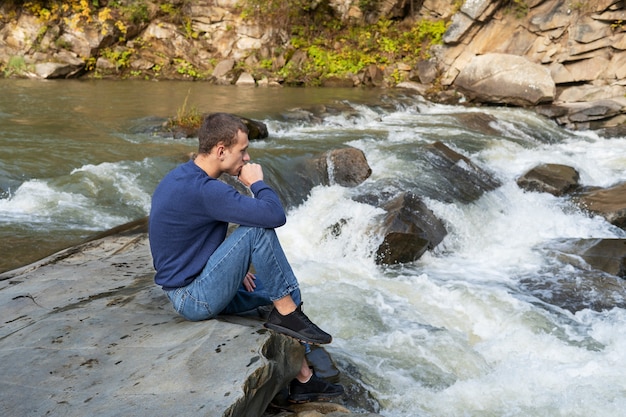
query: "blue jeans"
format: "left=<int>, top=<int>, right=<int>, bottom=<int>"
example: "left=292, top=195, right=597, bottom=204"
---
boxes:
left=165, top=226, right=301, bottom=321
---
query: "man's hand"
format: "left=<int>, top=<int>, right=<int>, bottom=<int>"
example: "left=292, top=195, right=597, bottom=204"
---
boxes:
left=243, top=272, right=256, bottom=292
left=238, top=163, right=263, bottom=187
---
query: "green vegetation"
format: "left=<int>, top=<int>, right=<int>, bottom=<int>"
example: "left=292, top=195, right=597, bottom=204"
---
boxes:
left=1, top=0, right=450, bottom=86
left=504, top=0, right=530, bottom=18
left=240, top=0, right=447, bottom=85
left=174, top=58, right=204, bottom=79
left=100, top=47, right=133, bottom=70
left=166, top=89, right=203, bottom=133
left=3, top=56, right=28, bottom=77
left=276, top=17, right=447, bottom=85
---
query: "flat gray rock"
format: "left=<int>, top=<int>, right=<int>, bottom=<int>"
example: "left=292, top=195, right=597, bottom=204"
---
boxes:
left=0, top=232, right=302, bottom=417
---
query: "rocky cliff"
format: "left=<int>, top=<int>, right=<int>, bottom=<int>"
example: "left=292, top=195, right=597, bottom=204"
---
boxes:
left=2, top=0, right=626, bottom=131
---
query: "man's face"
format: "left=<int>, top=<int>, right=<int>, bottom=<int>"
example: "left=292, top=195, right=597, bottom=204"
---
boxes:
left=221, top=129, right=250, bottom=176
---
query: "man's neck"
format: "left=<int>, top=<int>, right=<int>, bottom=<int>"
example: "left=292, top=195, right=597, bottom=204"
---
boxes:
left=193, top=153, right=221, bottom=178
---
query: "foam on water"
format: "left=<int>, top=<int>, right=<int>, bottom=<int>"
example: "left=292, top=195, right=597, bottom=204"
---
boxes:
left=0, top=159, right=154, bottom=230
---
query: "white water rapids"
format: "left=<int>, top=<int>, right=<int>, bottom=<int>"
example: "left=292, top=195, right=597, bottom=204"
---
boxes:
left=272, top=104, right=626, bottom=416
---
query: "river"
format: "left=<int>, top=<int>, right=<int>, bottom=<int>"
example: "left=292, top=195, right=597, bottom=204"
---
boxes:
left=1, top=79, right=626, bottom=417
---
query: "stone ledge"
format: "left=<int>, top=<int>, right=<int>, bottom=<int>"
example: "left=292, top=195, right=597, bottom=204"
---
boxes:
left=0, top=231, right=302, bottom=417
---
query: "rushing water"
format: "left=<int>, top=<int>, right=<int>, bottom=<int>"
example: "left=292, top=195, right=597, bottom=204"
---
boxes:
left=2, top=79, right=626, bottom=416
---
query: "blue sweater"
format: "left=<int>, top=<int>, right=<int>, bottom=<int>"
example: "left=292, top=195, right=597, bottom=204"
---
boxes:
left=149, top=160, right=286, bottom=290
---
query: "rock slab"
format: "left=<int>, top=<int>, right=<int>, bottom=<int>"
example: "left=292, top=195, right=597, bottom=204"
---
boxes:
left=0, top=231, right=302, bottom=417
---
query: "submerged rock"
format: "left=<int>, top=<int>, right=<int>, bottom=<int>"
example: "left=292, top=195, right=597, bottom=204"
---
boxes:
left=524, top=238, right=626, bottom=313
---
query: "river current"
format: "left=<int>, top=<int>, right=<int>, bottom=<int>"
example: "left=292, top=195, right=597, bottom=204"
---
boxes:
left=1, top=79, right=626, bottom=416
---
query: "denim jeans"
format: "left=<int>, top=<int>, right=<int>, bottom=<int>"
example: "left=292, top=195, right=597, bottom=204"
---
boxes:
left=165, top=226, right=301, bottom=321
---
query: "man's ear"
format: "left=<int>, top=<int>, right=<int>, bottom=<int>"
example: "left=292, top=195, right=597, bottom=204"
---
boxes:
left=215, top=142, right=226, bottom=160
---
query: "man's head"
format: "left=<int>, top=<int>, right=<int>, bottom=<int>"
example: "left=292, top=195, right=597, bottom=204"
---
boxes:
left=195, top=112, right=251, bottom=178
left=198, top=112, right=249, bottom=154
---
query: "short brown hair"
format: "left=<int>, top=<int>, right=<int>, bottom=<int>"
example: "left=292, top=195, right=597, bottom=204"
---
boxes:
left=197, top=113, right=249, bottom=154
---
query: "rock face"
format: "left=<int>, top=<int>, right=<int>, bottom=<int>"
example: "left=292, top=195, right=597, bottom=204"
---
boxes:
left=436, top=0, right=626, bottom=129
left=0, top=225, right=303, bottom=417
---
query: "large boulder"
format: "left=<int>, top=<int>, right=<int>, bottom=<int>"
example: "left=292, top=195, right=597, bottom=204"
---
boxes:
left=454, top=53, right=556, bottom=106
left=323, top=147, right=372, bottom=187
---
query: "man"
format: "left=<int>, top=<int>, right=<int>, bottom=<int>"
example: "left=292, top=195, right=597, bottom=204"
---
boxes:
left=149, top=112, right=343, bottom=403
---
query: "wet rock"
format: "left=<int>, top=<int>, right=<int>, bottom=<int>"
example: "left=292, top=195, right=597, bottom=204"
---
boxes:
left=375, top=192, right=447, bottom=265
left=536, top=98, right=626, bottom=130
left=311, top=147, right=372, bottom=188
left=241, top=115, right=269, bottom=139
left=232, top=146, right=371, bottom=208
left=577, top=239, right=626, bottom=279
left=452, top=112, right=500, bottom=136
left=520, top=269, right=626, bottom=313
left=424, top=141, right=501, bottom=204
left=547, top=238, right=626, bottom=279
left=575, top=182, right=626, bottom=230
left=158, top=113, right=267, bottom=140
left=597, top=124, right=626, bottom=138
left=523, top=237, right=626, bottom=313
left=516, top=163, right=580, bottom=196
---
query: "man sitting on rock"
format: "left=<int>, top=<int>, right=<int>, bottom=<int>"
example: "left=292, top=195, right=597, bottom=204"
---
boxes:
left=149, top=112, right=343, bottom=403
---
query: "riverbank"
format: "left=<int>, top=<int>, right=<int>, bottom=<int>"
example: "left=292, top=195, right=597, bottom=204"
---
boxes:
left=2, top=1, right=626, bottom=131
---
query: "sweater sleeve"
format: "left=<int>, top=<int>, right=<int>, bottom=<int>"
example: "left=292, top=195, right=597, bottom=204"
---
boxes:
left=201, top=178, right=286, bottom=228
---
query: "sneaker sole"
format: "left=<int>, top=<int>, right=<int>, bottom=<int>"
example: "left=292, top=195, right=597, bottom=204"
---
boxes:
left=288, top=392, right=343, bottom=404
left=264, top=323, right=332, bottom=345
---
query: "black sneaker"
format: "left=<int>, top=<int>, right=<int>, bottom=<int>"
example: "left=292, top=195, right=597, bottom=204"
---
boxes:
left=264, top=304, right=332, bottom=345
left=288, top=373, right=344, bottom=403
